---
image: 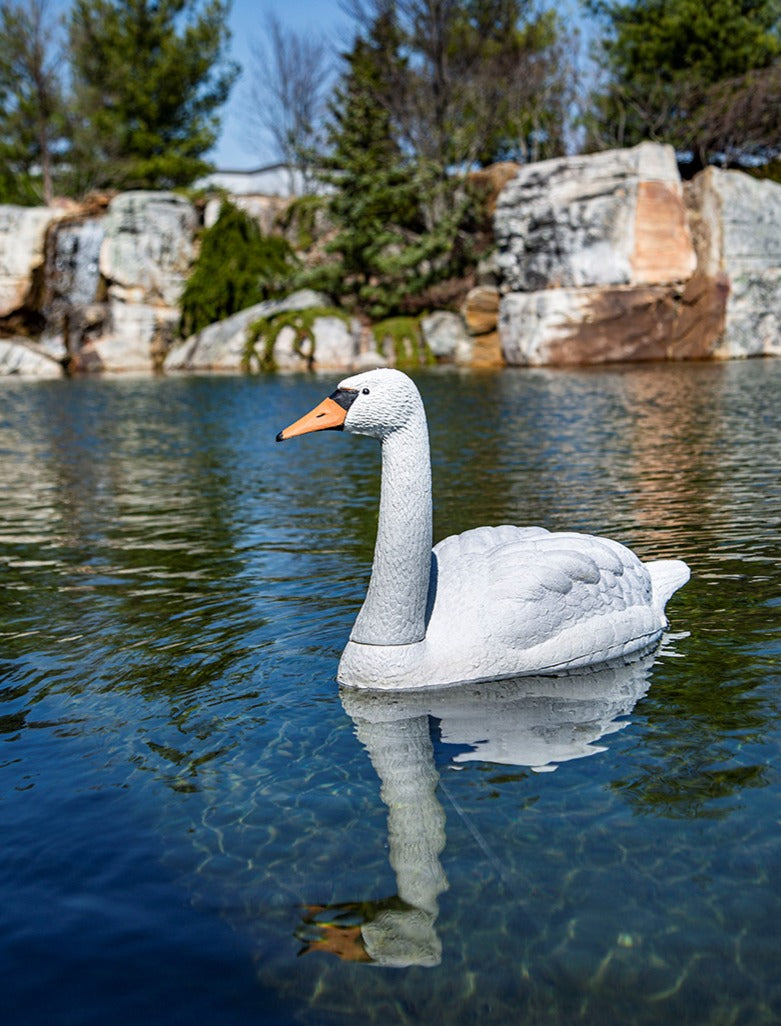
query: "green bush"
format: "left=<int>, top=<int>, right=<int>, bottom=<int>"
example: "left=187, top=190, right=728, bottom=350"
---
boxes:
left=179, top=202, right=298, bottom=337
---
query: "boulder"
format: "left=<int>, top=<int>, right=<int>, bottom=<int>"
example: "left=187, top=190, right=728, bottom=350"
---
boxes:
left=500, top=277, right=731, bottom=366
left=78, top=300, right=180, bottom=373
left=495, top=141, right=696, bottom=292
left=100, top=191, right=196, bottom=306
left=459, top=286, right=503, bottom=368
left=684, top=168, right=781, bottom=357
left=420, top=310, right=473, bottom=363
left=0, top=205, right=65, bottom=319
left=461, top=286, right=500, bottom=336
left=306, top=315, right=359, bottom=370
left=268, top=314, right=359, bottom=372
left=262, top=316, right=357, bottom=377
left=0, top=337, right=63, bottom=377
left=164, top=290, right=331, bottom=372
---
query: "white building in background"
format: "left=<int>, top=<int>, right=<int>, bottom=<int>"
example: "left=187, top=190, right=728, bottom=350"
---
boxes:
left=196, top=163, right=312, bottom=198
left=196, top=163, right=330, bottom=232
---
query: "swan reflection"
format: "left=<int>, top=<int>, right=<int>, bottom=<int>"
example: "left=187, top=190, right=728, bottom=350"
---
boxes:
left=298, top=656, right=655, bottom=967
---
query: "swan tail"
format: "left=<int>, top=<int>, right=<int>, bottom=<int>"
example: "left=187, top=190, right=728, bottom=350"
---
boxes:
left=647, top=559, right=690, bottom=621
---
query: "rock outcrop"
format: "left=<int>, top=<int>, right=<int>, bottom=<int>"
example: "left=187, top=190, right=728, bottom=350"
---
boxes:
left=1, top=192, right=198, bottom=375
left=164, top=290, right=361, bottom=373
left=0, top=205, right=64, bottom=323
left=0, top=337, right=63, bottom=376
left=496, top=142, right=781, bottom=365
left=495, top=142, right=696, bottom=293
left=684, top=169, right=781, bottom=358
left=77, top=192, right=197, bottom=373
left=2, top=146, right=780, bottom=376
left=496, top=142, right=704, bottom=365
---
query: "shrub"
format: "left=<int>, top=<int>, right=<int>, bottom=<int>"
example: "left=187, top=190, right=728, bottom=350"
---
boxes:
left=179, top=202, right=298, bottom=337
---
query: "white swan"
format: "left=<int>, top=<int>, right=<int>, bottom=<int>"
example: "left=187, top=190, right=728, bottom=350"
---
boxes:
left=277, top=368, right=689, bottom=690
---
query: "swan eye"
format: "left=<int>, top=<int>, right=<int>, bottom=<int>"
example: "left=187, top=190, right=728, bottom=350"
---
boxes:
left=362, top=387, right=370, bottom=395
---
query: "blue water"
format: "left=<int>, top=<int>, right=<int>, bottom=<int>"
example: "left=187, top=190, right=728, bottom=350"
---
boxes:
left=1, top=362, right=780, bottom=1025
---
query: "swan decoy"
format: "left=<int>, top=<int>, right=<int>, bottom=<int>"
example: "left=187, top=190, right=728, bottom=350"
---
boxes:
left=277, top=368, right=689, bottom=690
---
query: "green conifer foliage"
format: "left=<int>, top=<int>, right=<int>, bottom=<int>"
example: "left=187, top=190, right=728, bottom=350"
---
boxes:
left=308, top=8, right=486, bottom=319
left=584, top=0, right=781, bottom=169
left=179, top=203, right=298, bottom=337
left=67, top=0, right=239, bottom=192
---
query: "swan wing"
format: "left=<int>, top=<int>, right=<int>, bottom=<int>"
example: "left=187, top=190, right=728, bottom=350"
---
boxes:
left=427, top=526, right=660, bottom=673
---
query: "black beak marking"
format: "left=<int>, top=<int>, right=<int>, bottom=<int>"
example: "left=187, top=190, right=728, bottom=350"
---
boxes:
left=329, top=387, right=359, bottom=411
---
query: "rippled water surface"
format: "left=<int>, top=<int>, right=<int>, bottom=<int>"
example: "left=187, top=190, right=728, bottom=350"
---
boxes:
left=1, top=362, right=780, bottom=1025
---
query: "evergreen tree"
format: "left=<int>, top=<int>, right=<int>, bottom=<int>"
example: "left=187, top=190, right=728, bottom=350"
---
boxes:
left=67, top=0, right=239, bottom=192
left=179, top=202, right=297, bottom=337
left=311, top=8, right=490, bottom=319
left=312, top=9, right=422, bottom=317
left=0, top=0, right=67, bottom=205
left=584, top=0, right=781, bottom=170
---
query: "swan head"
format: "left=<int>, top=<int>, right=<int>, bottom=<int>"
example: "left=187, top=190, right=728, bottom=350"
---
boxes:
left=276, top=369, right=424, bottom=442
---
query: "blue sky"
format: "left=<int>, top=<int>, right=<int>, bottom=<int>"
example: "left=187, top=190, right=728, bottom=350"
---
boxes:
left=211, top=0, right=352, bottom=170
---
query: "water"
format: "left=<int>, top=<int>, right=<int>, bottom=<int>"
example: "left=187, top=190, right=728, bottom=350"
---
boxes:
left=1, top=361, right=779, bottom=1025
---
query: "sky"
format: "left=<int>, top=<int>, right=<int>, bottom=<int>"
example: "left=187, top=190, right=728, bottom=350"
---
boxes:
left=211, top=0, right=353, bottom=170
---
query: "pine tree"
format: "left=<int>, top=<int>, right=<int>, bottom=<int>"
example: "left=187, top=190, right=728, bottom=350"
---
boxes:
left=67, top=0, right=239, bottom=192
left=179, top=203, right=297, bottom=337
left=584, top=0, right=781, bottom=170
left=312, top=9, right=424, bottom=317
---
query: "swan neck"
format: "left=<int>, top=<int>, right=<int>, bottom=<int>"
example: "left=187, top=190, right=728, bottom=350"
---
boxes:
left=350, top=411, right=432, bottom=646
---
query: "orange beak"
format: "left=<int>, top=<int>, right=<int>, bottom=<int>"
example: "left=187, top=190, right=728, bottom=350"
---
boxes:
left=276, top=396, right=349, bottom=441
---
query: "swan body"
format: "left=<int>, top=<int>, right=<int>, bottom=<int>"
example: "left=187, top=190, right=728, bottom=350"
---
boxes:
left=277, top=369, right=689, bottom=691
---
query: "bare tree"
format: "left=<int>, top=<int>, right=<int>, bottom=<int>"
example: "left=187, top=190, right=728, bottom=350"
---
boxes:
left=0, top=0, right=65, bottom=204
left=341, top=0, right=575, bottom=170
left=244, top=12, right=334, bottom=193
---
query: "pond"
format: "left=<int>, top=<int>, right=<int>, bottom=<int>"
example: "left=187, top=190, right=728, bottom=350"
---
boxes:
left=1, top=360, right=780, bottom=1026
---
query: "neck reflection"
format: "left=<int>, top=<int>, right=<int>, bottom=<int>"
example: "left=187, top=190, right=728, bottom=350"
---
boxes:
left=298, top=655, right=657, bottom=967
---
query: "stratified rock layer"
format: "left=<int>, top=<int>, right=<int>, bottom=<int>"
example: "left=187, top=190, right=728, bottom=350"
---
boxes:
left=0, top=206, right=64, bottom=319
left=495, top=142, right=696, bottom=293
left=497, top=142, right=781, bottom=365
left=685, top=168, right=781, bottom=358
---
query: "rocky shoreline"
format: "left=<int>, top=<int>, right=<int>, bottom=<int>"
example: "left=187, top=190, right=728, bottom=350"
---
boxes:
left=1, top=141, right=779, bottom=378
